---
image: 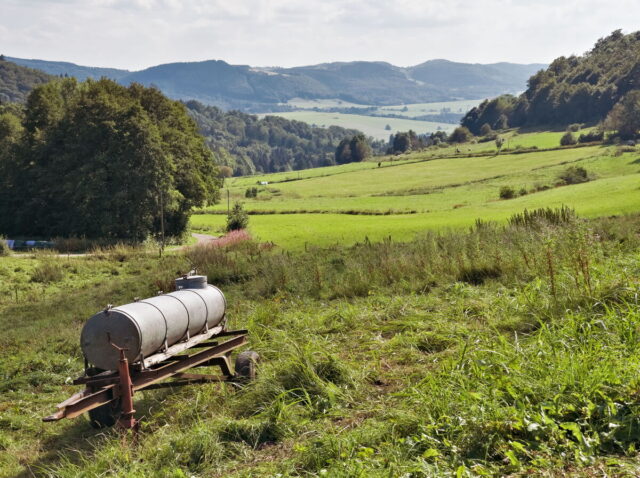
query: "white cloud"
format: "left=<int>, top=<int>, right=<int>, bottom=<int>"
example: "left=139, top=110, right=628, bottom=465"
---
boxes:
left=0, top=0, right=637, bottom=70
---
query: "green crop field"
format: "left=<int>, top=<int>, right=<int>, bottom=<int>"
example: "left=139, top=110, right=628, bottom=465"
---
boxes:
left=194, top=132, right=640, bottom=249
left=266, top=111, right=456, bottom=140
left=375, top=99, right=483, bottom=117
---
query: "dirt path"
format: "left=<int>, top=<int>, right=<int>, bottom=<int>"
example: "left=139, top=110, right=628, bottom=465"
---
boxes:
left=191, top=233, right=218, bottom=245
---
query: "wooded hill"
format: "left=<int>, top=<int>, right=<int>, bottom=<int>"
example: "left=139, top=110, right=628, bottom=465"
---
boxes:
left=7, top=56, right=544, bottom=111
left=461, top=30, right=640, bottom=133
left=185, top=101, right=375, bottom=176
left=0, top=62, right=375, bottom=177
left=0, top=57, right=53, bottom=103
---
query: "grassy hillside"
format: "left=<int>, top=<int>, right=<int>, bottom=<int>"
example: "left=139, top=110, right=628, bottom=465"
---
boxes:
left=267, top=111, right=455, bottom=140
left=1, top=212, right=640, bottom=476
left=193, top=130, right=639, bottom=249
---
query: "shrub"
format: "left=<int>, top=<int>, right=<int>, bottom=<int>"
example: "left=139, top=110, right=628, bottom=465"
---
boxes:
left=448, top=126, right=473, bottom=143
left=30, top=261, right=64, bottom=283
left=499, top=185, right=516, bottom=199
left=560, top=131, right=577, bottom=146
left=557, top=166, right=590, bottom=185
left=0, top=237, right=8, bottom=256
left=567, top=123, right=582, bottom=132
left=226, top=202, right=249, bottom=232
left=578, top=130, right=604, bottom=143
left=218, top=166, right=233, bottom=178
left=245, top=187, right=258, bottom=198
left=508, top=205, right=576, bottom=227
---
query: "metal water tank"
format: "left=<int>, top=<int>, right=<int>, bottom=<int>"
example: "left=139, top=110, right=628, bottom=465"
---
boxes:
left=80, top=275, right=226, bottom=370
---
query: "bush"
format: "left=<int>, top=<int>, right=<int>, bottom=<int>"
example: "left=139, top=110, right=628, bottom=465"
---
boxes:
left=245, top=187, right=258, bottom=198
left=560, top=131, right=577, bottom=146
left=0, top=237, right=8, bottom=256
left=578, top=130, right=604, bottom=143
left=508, top=205, right=576, bottom=227
left=448, top=126, right=473, bottom=143
left=499, top=185, right=516, bottom=199
left=567, top=123, right=582, bottom=132
left=226, top=202, right=249, bottom=232
left=557, top=166, right=590, bottom=185
left=30, top=261, right=64, bottom=283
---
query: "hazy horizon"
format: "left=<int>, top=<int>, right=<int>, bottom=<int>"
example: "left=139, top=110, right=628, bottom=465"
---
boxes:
left=2, top=0, right=639, bottom=71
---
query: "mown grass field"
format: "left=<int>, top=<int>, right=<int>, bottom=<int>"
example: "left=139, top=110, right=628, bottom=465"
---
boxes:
left=266, top=111, right=456, bottom=140
left=194, top=131, right=639, bottom=249
left=2, top=212, right=640, bottom=477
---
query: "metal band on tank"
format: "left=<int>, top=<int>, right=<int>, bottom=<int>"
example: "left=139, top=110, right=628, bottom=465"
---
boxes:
left=139, top=300, right=169, bottom=347
left=160, top=294, right=191, bottom=341
left=180, top=290, right=209, bottom=334
left=208, top=284, right=227, bottom=309
left=111, top=307, right=143, bottom=362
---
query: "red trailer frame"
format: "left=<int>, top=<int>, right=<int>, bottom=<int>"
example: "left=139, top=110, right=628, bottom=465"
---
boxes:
left=43, top=329, right=253, bottom=429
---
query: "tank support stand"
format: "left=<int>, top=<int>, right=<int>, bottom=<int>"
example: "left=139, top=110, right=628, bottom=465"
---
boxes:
left=43, top=330, right=248, bottom=428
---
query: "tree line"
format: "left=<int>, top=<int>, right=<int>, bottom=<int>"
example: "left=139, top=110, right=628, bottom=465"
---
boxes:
left=0, top=78, right=221, bottom=240
left=186, top=101, right=383, bottom=176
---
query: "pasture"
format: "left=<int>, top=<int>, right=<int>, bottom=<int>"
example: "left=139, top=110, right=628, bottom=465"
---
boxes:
left=375, top=99, right=483, bottom=117
left=266, top=111, right=456, bottom=140
left=194, top=133, right=639, bottom=249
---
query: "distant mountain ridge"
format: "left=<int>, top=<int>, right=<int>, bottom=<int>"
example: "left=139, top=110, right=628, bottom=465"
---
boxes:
left=6, top=56, right=545, bottom=111
left=6, top=56, right=129, bottom=81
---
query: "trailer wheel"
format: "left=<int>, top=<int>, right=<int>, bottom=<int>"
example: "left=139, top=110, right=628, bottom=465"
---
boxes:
left=235, top=351, right=259, bottom=381
left=88, top=399, right=122, bottom=429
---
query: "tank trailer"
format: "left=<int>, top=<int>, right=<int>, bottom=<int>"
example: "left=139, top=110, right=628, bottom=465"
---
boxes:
left=43, top=273, right=258, bottom=429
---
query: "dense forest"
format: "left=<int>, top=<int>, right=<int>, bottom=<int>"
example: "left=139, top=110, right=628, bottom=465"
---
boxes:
left=0, top=78, right=220, bottom=239
left=0, top=56, right=53, bottom=103
left=185, top=101, right=381, bottom=175
left=461, top=30, right=640, bottom=133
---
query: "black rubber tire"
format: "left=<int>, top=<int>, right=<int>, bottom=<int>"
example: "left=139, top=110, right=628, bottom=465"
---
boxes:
left=234, top=351, right=260, bottom=381
left=88, top=399, right=122, bottom=429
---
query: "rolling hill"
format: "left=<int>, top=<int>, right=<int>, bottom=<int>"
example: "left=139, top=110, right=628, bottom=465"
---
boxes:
left=6, top=56, right=545, bottom=111
left=462, top=30, right=640, bottom=131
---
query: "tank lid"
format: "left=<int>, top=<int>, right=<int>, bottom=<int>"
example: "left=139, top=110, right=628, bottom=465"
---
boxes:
left=175, top=274, right=208, bottom=290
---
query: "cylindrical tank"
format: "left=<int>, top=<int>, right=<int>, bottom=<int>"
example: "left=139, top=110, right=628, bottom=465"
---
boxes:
left=80, top=276, right=226, bottom=370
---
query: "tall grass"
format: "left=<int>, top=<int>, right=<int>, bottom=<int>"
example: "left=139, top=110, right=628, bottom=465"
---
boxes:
left=3, top=211, right=640, bottom=477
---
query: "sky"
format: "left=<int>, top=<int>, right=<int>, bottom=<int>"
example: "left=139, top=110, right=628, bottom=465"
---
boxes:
left=1, top=0, right=639, bottom=71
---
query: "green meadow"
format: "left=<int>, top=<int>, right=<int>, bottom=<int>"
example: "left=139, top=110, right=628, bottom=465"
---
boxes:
left=266, top=111, right=455, bottom=140
left=375, top=99, right=483, bottom=117
left=194, top=132, right=640, bottom=249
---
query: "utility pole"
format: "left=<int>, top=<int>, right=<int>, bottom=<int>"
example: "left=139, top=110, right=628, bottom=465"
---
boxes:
left=159, top=188, right=165, bottom=257
left=227, top=188, right=230, bottom=215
